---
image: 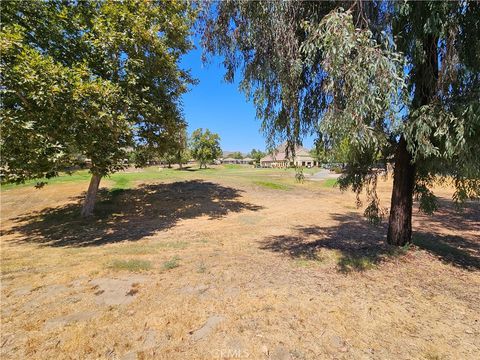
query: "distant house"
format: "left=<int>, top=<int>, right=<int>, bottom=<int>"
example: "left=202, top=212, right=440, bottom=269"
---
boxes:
left=222, top=157, right=238, bottom=164
left=221, top=156, right=254, bottom=165
left=240, top=157, right=254, bottom=165
left=260, top=143, right=318, bottom=168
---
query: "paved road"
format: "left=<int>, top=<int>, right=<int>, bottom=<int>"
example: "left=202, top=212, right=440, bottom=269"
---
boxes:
left=307, top=169, right=341, bottom=181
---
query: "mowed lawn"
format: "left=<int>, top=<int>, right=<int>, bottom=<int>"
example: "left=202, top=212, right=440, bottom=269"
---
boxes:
left=1, top=165, right=479, bottom=359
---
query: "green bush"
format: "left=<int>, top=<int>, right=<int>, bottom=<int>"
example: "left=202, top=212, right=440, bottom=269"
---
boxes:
left=162, top=256, right=180, bottom=270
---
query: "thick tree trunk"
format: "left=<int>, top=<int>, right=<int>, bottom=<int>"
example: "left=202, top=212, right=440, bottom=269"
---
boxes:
left=81, top=173, right=101, bottom=217
left=387, top=137, right=416, bottom=246
left=386, top=30, right=438, bottom=246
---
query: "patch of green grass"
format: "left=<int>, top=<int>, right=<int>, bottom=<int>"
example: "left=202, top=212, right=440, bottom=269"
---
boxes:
left=294, top=258, right=322, bottom=268
left=293, top=251, right=323, bottom=267
left=386, top=242, right=412, bottom=258
left=109, top=259, right=152, bottom=272
left=2, top=165, right=326, bottom=192
left=110, top=175, right=131, bottom=190
left=338, top=256, right=376, bottom=273
left=322, top=178, right=338, bottom=188
left=1, top=170, right=93, bottom=191
left=1, top=167, right=165, bottom=192
left=223, top=164, right=244, bottom=170
left=162, top=256, right=180, bottom=270
left=108, top=168, right=169, bottom=188
left=253, top=180, right=290, bottom=190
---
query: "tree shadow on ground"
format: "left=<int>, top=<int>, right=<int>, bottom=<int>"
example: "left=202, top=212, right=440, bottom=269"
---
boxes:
left=259, top=213, right=393, bottom=273
left=175, top=166, right=210, bottom=172
left=412, top=197, right=479, bottom=269
left=413, top=233, right=479, bottom=270
left=5, top=180, right=263, bottom=247
left=416, top=197, right=480, bottom=232
left=260, top=205, right=479, bottom=272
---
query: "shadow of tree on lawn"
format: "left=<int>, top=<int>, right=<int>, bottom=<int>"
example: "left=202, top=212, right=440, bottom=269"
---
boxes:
left=175, top=166, right=207, bottom=172
left=260, top=206, right=479, bottom=272
left=412, top=197, right=479, bottom=269
left=415, top=197, right=480, bottom=233
left=412, top=233, right=479, bottom=269
left=5, top=180, right=263, bottom=247
left=260, top=213, right=393, bottom=273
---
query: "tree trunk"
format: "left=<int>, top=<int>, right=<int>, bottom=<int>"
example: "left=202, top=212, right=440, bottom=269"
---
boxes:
left=178, top=150, right=183, bottom=169
left=81, top=173, right=101, bottom=217
left=387, top=137, right=415, bottom=246
left=386, top=30, right=438, bottom=246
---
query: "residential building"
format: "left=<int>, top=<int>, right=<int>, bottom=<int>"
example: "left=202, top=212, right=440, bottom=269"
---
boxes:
left=260, top=143, right=318, bottom=168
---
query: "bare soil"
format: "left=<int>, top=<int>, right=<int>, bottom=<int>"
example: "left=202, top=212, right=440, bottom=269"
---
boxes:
left=1, top=168, right=479, bottom=359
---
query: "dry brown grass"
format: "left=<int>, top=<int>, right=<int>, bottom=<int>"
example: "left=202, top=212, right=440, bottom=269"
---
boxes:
left=1, top=167, right=479, bottom=359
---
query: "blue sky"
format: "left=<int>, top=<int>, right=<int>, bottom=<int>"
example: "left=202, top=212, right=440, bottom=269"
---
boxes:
left=181, top=41, right=315, bottom=153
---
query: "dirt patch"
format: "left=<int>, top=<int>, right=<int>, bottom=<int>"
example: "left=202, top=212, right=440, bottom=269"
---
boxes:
left=43, top=310, right=98, bottom=330
left=21, top=284, right=70, bottom=311
left=90, top=275, right=148, bottom=306
left=1, top=169, right=479, bottom=359
left=190, top=315, right=226, bottom=341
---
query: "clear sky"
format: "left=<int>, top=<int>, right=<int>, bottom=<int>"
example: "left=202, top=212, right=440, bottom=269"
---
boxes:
left=181, top=40, right=315, bottom=154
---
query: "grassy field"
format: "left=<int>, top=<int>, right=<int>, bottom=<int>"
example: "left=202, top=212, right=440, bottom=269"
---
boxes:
left=1, top=165, right=479, bottom=359
left=1, top=165, right=320, bottom=191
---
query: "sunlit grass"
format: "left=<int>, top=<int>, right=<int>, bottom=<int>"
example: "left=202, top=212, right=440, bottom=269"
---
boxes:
left=1, top=170, right=92, bottom=190
left=222, top=164, right=245, bottom=170
left=162, top=256, right=180, bottom=270
left=253, top=181, right=290, bottom=190
left=1, top=164, right=323, bottom=192
left=1, top=167, right=170, bottom=191
left=338, top=256, right=377, bottom=273
left=322, top=178, right=338, bottom=188
left=108, top=259, right=152, bottom=272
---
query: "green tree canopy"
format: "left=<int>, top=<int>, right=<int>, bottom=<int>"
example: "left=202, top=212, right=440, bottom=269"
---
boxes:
left=229, top=151, right=244, bottom=160
left=189, top=128, right=221, bottom=168
left=202, top=0, right=480, bottom=245
left=160, top=126, right=190, bottom=168
left=1, top=0, right=196, bottom=216
left=248, top=149, right=266, bottom=164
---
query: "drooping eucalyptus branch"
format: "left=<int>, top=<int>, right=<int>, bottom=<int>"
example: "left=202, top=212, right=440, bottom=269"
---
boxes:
left=301, top=9, right=407, bottom=221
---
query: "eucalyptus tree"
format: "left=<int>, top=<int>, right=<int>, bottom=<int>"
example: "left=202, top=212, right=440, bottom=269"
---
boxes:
left=1, top=0, right=196, bottom=216
left=202, top=0, right=480, bottom=245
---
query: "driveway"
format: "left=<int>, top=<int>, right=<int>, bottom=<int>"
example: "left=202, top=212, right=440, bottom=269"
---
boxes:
left=307, top=169, right=341, bottom=181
